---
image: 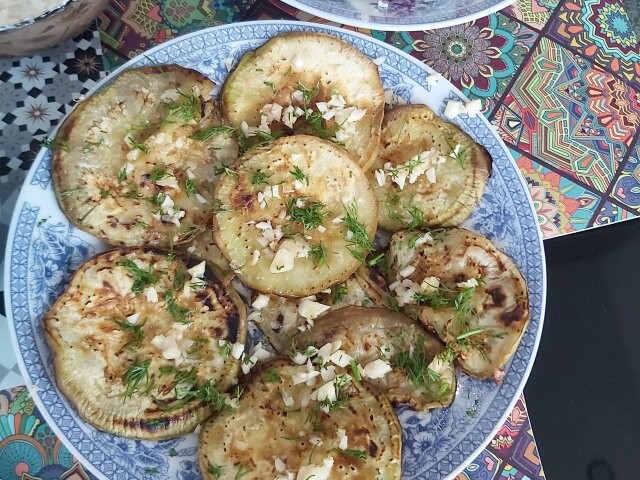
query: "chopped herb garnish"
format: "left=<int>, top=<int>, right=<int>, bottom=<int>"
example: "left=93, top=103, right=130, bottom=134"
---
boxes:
left=112, top=318, right=146, bottom=350
left=219, top=341, right=232, bottom=357
left=331, top=284, right=347, bottom=303
left=123, top=358, right=153, bottom=399
left=167, top=89, right=200, bottom=124
left=148, top=167, right=170, bottom=182
left=446, top=138, right=467, bottom=169
left=286, top=198, right=330, bottom=230
left=262, top=369, right=282, bottom=383
left=264, top=81, right=276, bottom=92
left=407, top=205, right=425, bottom=230
left=214, top=165, right=238, bottom=178
left=40, top=138, right=69, bottom=152
left=165, top=291, right=191, bottom=323
left=146, top=419, right=164, bottom=427
left=118, top=168, right=127, bottom=182
left=144, top=468, right=159, bottom=475
left=309, top=242, right=328, bottom=266
left=237, top=129, right=282, bottom=154
left=208, top=465, right=223, bottom=478
left=290, top=166, right=309, bottom=185
left=456, top=328, right=486, bottom=341
left=234, top=464, right=251, bottom=479
left=117, top=258, right=159, bottom=295
left=329, top=448, right=368, bottom=459
left=343, top=203, right=374, bottom=262
left=189, top=124, right=236, bottom=141
left=127, top=136, right=149, bottom=153
left=184, top=178, right=197, bottom=196
left=390, top=335, right=448, bottom=396
left=368, top=252, right=385, bottom=266
left=178, top=224, right=205, bottom=242
left=251, top=171, right=268, bottom=185
left=349, top=360, right=362, bottom=382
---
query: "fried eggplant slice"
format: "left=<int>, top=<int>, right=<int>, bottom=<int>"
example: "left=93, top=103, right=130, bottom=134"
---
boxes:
left=221, top=32, right=384, bottom=170
left=251, top=265, right=390, bottom=353
left=212, top=135, right=378, bottom=297
left=44, top=248, right=247, bottom=439
left=371, top=105, right=491, bottom=231
left=295, top=307, right=456, bottom=410
left=386, top=228, right=529, bottom=379
left=199, top=357, right=402, bottom=479
left=178, top=228, right=233, bottom=279
left=53, top=65, right=238, bottom=248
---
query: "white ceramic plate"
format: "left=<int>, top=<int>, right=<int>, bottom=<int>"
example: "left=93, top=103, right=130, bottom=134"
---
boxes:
left=5, top=20, right=545, bottom=480
left=280, top=0, right=515, bottom=31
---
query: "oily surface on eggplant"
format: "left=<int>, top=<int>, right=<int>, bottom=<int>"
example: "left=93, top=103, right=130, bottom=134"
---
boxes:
left=295, top=307, right=457, bottom=410
left=199, top=357, right=402, bottom=480
left=44, top=248, right=247, bottom=439
left=53, top=65, right=237, bottom=248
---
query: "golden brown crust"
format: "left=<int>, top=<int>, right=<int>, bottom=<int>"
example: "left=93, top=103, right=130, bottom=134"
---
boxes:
left=44, top=248, right=247, bottom=439
left=198, top=357, right=402, bottom=479
left=53, top=65, right=238, bottom=248
left=371, top=104, right=492, bottom=231
left=221, top=32, right=384, bottom=170
left=387, top=228, right=529, bottom=379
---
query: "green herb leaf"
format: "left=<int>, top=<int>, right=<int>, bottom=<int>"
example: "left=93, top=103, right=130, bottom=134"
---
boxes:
left=331, top=285, right=347, bottom=303
left=329, top=448, right=368, bottom=459
left=262, top=369, right=282, bottom=383
left=165, top=291, right=191, bottom=323
left=40, top=138, right=69, bottom=152
left=184, top=178, right=197, bottom=196
left=309, top=242, right=328, bottom=266
left=127, top=136, right=149, bottom=153
left=214, top=165, right=238, bottom=179
left=343, top=204, right=374, bottom=262
left=290, top=166, right=309, bottom=185
left=286, top=198, right=330, bottom=230
left=117, top=258, right=159, bottom=295
left=207, top=465, right=223, bottom=478
left=112, top=318, right=146, bottom=350
left=189, top=124, right=236, bottom=141
left=123, top=358, right=152, bottom=399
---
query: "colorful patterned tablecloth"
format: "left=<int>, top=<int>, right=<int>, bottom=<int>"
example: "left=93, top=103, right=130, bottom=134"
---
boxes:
left=2, top=0, right=639, bottom=478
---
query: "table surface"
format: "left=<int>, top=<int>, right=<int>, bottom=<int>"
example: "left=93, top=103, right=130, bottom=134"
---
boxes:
left=1, top=0, right=638, bottom=478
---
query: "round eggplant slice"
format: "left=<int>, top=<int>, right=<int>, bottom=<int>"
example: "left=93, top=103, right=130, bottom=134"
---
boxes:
left=295, top=307, right=456, bottom=410
left=53, top=65, right=238, bottom=248
left=386, top=228, right=529, bottom=379
left=370, top=105, right=491, bottom=231
left=221, top=32, right=384, bottom=170
left=44, top=248, right=247, bottom=439
left=199, top=357, right=402, bottom=480
left=212, top=135, right=378, bottom=297
left=251, top=265, right=391, bottom=353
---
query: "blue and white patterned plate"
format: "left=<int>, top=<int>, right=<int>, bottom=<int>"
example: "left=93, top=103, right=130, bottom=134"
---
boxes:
left=280, top=0, right=515, bottom=31
left=4, top=21, right=545, bottom=480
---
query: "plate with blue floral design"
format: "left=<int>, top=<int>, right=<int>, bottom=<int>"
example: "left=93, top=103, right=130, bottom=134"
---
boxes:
left=280, top=0, right=515, bottom=31
left=4, top=21, right=545, bottom=480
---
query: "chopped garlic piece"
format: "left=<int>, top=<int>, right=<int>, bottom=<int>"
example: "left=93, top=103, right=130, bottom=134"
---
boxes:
left=336, top=428, right=348, bottom=449
left=421, top=276, right=440, bottom=293
left=144, top=286, right=158, bottom=303
left=363, top=359, right=392, bottom=379
left=231, top=342, right=245, bottom=360
left=375, top=169, right=386, bottom=187
left=328, top=350, right=354, bottom=368
left=270, top=246, right=295, bottom=273
left=443, top=100, right=465, bottom=120
left=282, top=391, right=295, bottom=407
left=298, top=300, right=331, bottom=320
left=251, top=249, right=261, bottom=266
left=457, top=278, right=479, bottom=289
left=188, top=260, right=206, bottom=279
left=465, top=99, right=482, bottom=116
left=399, top=265, right=416, bottom=277
left=126, top=313, right=140, bottom=325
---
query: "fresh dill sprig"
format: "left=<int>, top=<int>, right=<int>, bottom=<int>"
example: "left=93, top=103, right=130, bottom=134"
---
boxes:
left=165, top=291, right=191, bottom=323
left=184, top=178, right=197, bottom=196
left=113, top=318, right=145, bottom=350
left=123, top=358, right=153, bottom=399
left=446, top=138, right=467, bottom=169
left=343, top=204, right=374, bottom=262
left=309, top=242, right=328, bottom=266
left=214, top=165, right=238, bottom=179
left=207, top=465, right=223, bottom=478
left=261, top=369, right=282, bottom=383
left=329, top=448, right=368, bottom=459
left=251, top=171, right=268, bottom=185
left=127, top=136, right=149, bottom=153
left=117, top=258, right=159, bottom=295
left=331, top=284, right=347, bottom=303
left=367, top=252, right=385, bottom=267
left=286, top=198, right=330, bottom=230
left=390, top=336, right=448, bottom=395
left=290, top=166, right=309, bottom=185
left=407, top=205, right=425, bottom=230
left=40, top=138, right=69, bottom=152
left=167, top=89, right=200, bottom=124
left=189, top=124, right=236, bottom=141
